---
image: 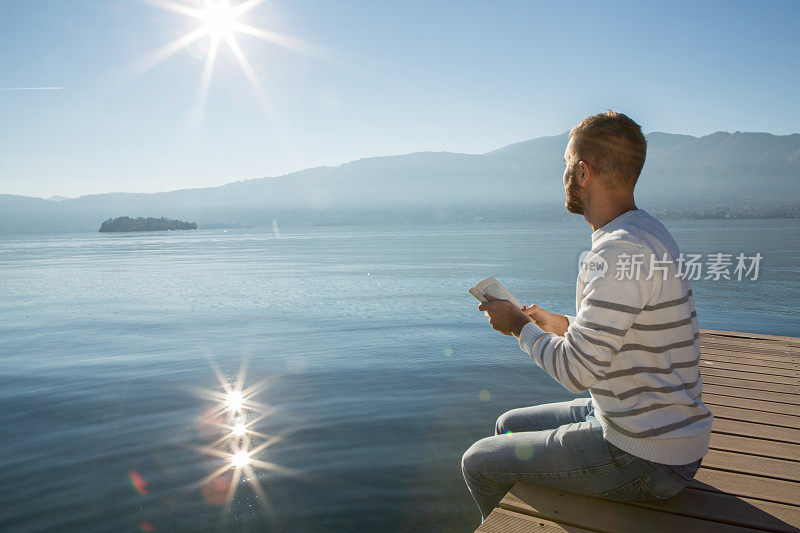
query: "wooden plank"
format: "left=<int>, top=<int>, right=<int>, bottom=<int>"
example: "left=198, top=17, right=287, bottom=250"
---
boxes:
left=701, top=347, right=800, bottom=365
left=701, top=340, right=800, bottom=358
left=704, top=393, right=800, bottom=417
left=709, top=432, right=800, bottom=462
left=701, top=364, right=799, bottom=383
left=712, top=417, right=800, bottom=444
left=701, top=336, right=800, bottom=351
left=700, top=357, right=799, bottom=377
left=700, top=348, right=800, bottom=366
left=476, top=508, right=590, bottom=533
left=707, top=404, right=800, bottom=429
left=702, top=335, right=800, bottom=350
left=501, top=483, right=760, bottom=532
left=701, top=366, right=799, bottom=385
left=704, top=383, right=800, bottom=405
left=701, top=348, right=800, bottom=367
left=693, top=468, right=800, bottom=506
left=632, top=487, right=800, bottom=532
left=702, top=342, right=800, bottom=359
left=709, top=433, right=800, bottom=463
left=703, top=336, right=800, bottom=349
left=703, top=343, right=800, bottom=361
left=701, top=330, right=800, bottom=344
left=702, top=375, right=800, bottom=395
left=700, top=342, right=800, bottom=364
left=704, top=346, right=800, bottom=357
left=700, top=354, right=799, bottom=374
left=703, top=449, right=800, bottom=482
left=700, top=351, right=800, bottom=374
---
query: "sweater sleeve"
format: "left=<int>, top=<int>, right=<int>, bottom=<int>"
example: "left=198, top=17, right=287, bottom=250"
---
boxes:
left=519, top=242, right=653, bottom=393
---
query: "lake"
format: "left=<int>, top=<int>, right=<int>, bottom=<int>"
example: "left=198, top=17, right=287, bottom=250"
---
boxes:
left=1, top=217, right=798, bottom=532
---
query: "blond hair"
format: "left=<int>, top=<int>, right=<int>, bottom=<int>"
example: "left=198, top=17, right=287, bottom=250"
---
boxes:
left=570, top=111, right=647, bottom=190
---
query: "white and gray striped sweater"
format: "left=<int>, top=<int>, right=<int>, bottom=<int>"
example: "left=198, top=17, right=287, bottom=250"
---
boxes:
left=518, top=209, right=712, bottom=465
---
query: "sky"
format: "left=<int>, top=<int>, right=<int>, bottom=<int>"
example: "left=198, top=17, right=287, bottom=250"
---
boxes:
left=1, top=0, right=799, bottom=199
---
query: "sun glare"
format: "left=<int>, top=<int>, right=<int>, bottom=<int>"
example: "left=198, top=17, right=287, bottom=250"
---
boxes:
left=130, top=0, right=331, bottom=124
left=226, top=391, right=244, bottom=412
left=230, top=450, right=250, bottom=469
left=192, top=361, right=303, bottom=513
left=201, top=1, right=238, bottom=39
left=231, top=418, right=247, bottom=437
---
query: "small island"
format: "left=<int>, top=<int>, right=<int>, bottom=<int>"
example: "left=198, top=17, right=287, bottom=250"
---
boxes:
left=99, top=216, right=198, bottom=233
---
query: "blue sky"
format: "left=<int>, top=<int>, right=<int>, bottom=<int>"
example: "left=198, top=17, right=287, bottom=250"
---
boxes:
left=2, top=0, right=799, bottom=198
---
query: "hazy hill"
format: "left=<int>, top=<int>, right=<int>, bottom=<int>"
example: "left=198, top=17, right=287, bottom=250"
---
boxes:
left=1, top=131, right=798, bottom=233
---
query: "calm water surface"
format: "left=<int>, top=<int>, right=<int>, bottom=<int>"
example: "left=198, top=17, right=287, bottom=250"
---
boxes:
left=1, top=218, right=798, bottom=532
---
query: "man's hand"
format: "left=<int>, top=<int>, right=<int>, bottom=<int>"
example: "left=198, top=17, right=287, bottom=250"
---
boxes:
left=478, top=295, right=532, bottom=337
left=521, top=304, right=570, bottom=336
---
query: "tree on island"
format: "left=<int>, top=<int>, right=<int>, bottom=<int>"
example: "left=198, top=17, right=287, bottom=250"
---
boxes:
left=99, top=216, right=198, bottom=232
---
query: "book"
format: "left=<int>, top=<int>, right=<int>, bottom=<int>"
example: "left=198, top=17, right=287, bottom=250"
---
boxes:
left=469, top=276, right=523, bottom=309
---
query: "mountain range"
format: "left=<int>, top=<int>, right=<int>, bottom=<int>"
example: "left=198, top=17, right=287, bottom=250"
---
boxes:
left=1, top=131, right=798, bottom=233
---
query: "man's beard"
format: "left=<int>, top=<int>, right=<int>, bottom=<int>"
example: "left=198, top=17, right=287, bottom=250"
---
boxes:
left=564, top=164, right=586, bottom=215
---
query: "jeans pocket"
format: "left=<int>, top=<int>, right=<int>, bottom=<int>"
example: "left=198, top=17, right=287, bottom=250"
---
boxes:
left=654, top=460, right=701, bottom=486
left=595, top=477, right=660, bottom=501
left=604, top=441, right=635, bottom=467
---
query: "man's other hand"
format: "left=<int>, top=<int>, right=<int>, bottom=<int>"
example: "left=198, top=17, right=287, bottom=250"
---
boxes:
left=478, top=295, right=532, bottom=337
left=521, top=305, right=570, bottom=336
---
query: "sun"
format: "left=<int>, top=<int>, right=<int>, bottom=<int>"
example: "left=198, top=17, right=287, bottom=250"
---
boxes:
left=200, top=1, right=239, bottom=39
left=127, top=0, right=330, bottom=124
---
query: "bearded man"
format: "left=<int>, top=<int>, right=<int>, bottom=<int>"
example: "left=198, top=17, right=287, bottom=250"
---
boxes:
left=462, top=111, right=711, bottom=520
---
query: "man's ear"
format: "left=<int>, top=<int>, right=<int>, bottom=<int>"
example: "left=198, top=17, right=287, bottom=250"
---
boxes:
left=577, top=161, right=589, bottom=185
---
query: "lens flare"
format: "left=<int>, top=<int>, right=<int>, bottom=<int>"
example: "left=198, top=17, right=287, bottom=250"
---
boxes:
left=192, top=360, right=304, bottom=516
left=230, top=450, right=250, bottom=469
left=231, top=418, right=247, bottom=437
left=129, top=469, right=148, bottom=495
left=226, top=391, right=244, bottom=412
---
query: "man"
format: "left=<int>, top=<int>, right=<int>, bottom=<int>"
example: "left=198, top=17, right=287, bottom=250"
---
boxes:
left=462, top=111, right=711, bottom=520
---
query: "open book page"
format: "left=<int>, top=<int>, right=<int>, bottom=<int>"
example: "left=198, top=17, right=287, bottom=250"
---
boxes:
left=469, top=276, right=523, bottom=309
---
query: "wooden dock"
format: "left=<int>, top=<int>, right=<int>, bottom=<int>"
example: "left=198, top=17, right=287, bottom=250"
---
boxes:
left=476, top=329, right=800, bottom=533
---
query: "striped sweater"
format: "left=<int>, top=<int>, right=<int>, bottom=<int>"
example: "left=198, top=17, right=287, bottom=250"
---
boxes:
left=518, top=209, right=712, bottom=465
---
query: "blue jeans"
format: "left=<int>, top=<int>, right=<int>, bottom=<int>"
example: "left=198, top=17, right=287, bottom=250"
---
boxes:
left=461, top=398, right=702, bottom=519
